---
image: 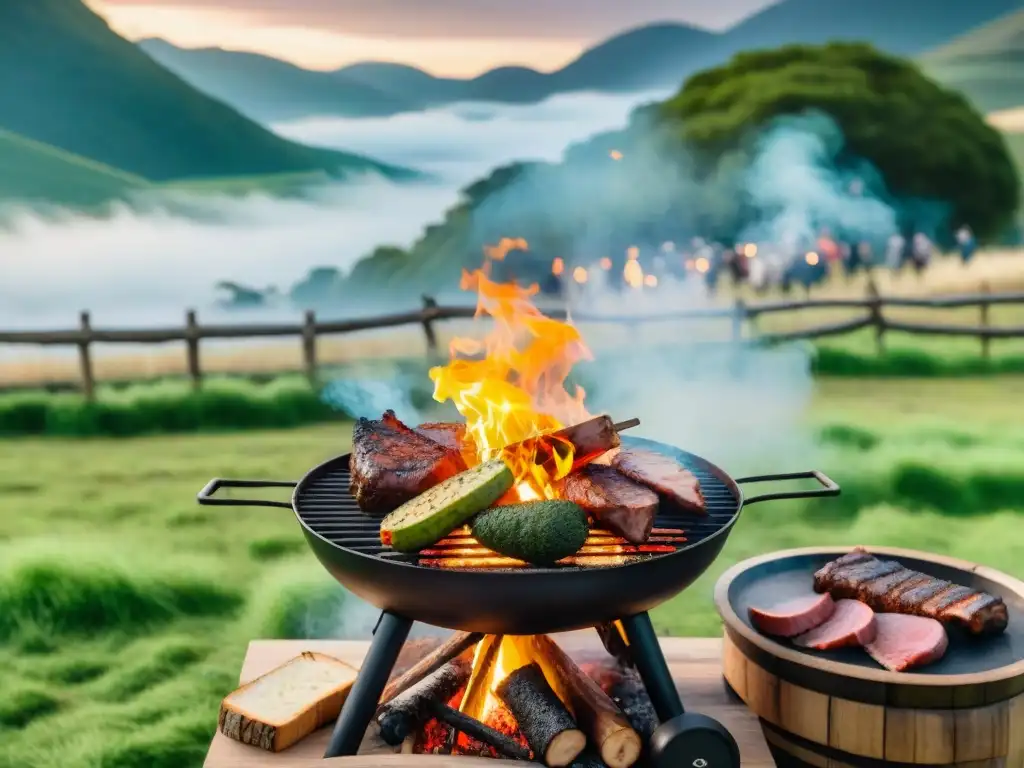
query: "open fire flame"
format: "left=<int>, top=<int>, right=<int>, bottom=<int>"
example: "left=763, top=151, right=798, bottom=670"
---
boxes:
left=429, top=267, right=592, bottom=500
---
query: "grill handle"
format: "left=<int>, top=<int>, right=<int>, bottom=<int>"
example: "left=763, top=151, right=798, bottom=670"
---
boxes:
left=736, top=470, right=839, bottom=506
left=197, top=478, right=296, bottom=509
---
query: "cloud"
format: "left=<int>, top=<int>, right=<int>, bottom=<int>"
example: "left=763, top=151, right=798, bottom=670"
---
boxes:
left=0, top=91, right=653, bottom=329
left=96, top=0, right=776, bottom=38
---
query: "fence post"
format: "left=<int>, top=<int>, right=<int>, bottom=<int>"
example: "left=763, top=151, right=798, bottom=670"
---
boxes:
left=302, top=310, right=318, bottom=384
left=866, top=278, right=885, bottom=354
left=421, top=295, right=439, bottom=355
left=732, top=298, right=745, bottom=342
left=185, top=309, right=201, bottom=390
left=78, top=311, right=95, bottom=402
left=980, top=281, right=991, bottom=361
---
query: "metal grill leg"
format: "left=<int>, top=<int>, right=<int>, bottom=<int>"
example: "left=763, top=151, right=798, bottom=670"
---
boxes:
left=323, top=611, right=412, bottom=758
left=620, top=612, right=684, bottom=722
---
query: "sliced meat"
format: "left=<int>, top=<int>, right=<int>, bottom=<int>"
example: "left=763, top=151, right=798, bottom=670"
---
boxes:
left=415, top=422, right=466, bottom=452
left=814, top=550, right=1009, bottom=636
left=865, top=614, right=948, bottom=672
left=793, top=599, right=877, bottom=650
left=562, top=465, right=659, bottom=544
left=349, top=410, right=467, bottom=515
left=612, top=448, right=705, bottom=514
left=750, top=593, right=836, bottom=638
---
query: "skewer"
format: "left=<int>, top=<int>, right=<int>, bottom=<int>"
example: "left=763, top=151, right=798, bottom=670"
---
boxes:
left=612, top=418, right=640, bottom=432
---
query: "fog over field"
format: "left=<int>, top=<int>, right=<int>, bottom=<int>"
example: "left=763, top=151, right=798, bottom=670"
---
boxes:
left=0, top=91, right=662, bottom=330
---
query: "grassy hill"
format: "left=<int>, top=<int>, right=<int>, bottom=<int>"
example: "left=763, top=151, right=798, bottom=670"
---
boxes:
left=151, top=0, right=1018, bottom=121
left=920, top=9, right=1024, bottom=113
left=0, top=128, right=147, bottom=207
left=0, top=0, right=408, bottom=183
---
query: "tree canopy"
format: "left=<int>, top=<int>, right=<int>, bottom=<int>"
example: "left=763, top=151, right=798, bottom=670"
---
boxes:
left=657, top=42, right=1020, bottom=240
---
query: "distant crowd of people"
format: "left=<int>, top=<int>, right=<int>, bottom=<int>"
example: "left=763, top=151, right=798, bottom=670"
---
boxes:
left=536, top=224, right=979, bottom=298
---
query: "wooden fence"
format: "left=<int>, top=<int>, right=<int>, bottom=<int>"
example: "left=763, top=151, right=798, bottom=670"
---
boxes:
left=4, top=285, right=1024, bottom=400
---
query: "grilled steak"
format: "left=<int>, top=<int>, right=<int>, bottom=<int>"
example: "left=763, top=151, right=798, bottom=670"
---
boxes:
left=793, top=599, right=877, bottom=650
left=750, top=593, right=835, bottom=637
left=562, top=465, right=659, bottom=544
left=416, top=422, right=466, bottom=452
left=350, top=410, right=467, bottom=515
left=865, top=614, right=948, bottom=672
left=814, top=549, right=1009, bottom=635
left=612, top=449, right=705, bottom=514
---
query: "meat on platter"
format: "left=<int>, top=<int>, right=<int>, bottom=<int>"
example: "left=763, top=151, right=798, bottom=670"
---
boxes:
left=374, top=630, right=656, bottom=766
left=748, top=547, right=1008, bottom=672
left=348, top=410, right=706, bottom=566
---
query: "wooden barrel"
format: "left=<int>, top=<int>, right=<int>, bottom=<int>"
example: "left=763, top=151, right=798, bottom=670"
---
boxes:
left=714, top=546, right=1024, bottom=768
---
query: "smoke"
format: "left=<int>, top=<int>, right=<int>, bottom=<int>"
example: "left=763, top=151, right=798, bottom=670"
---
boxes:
left=739, top=113, right=899, bottom=250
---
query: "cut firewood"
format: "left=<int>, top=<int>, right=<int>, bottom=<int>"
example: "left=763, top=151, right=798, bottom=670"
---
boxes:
left=503, top=415, right=638, bottom=477
left=497, top=662, right=586, bottom=767
left=529, top=635, right=642, bottom=768
left=428, top=700, right=532, bottom=760
left=595, top=622, right=632, bottom=667
left=218, top=652, right=358, bottom=752
left=459, top=634, right=503, bottom=720
left=376, top=657, right=471, bottom=746
left=584, top=663, right=659, bottom=743
left=380, top=631, right=483, bottom=704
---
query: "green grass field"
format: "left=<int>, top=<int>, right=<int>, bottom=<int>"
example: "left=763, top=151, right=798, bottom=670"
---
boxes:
left=0, top=377, right=1022, bottom=766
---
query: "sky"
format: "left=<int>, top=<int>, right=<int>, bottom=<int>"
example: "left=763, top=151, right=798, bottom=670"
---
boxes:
left=88, top=0, right=778, bottom=76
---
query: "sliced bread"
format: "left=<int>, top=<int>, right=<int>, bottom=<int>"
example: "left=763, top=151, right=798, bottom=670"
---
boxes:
left=218, top=651, right=359, bottom=752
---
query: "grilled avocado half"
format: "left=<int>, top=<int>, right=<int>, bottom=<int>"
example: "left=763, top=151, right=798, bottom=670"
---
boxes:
left=471, top=500, right=589, bottom=566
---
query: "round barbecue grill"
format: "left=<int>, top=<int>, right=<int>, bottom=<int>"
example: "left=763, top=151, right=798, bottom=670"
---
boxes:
left=198, top=437, right=838, bottom=636
left=199, top=436, right=839, bottom=765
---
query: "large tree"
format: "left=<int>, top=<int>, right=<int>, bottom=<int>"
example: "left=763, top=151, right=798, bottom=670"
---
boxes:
left=657, top=42, right=1020, bottom=241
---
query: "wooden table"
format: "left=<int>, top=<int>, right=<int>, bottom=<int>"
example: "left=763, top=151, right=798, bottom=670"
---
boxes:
left=204, top=637, right=773, bottom=768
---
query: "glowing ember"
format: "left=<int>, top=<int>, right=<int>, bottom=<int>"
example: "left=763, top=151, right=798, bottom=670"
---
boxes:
left=429, top=269, right=591, bottom=500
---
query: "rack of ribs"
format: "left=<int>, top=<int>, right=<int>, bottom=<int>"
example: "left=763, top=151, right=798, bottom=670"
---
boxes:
left=813, top=548, right=1008, bottom=635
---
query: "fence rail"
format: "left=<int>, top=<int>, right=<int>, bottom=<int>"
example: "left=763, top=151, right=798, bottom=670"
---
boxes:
left=4, top=284, right=1024, bottom=399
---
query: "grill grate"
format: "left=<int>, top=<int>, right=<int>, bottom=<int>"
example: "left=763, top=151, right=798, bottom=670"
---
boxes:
left=295, top=452, right=740, bottom=572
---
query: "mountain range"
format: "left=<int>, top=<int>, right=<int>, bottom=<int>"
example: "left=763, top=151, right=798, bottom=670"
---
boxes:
left=142, top=0, right=1022, bottom=124
left=0, top=0, right=410, bottom=208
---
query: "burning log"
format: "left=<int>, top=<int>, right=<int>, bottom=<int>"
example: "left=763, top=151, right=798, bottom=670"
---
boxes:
left=376, top=657, right=471, bottom=746
left=380, top=631, right=483, bottom=704
left=529, top=635, right=642, bottom=768
left=427, top=701, right=532, bottom=761
left=496, top=662, right=586, bottom=767
left=595, top=622, right=632, bottom=667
